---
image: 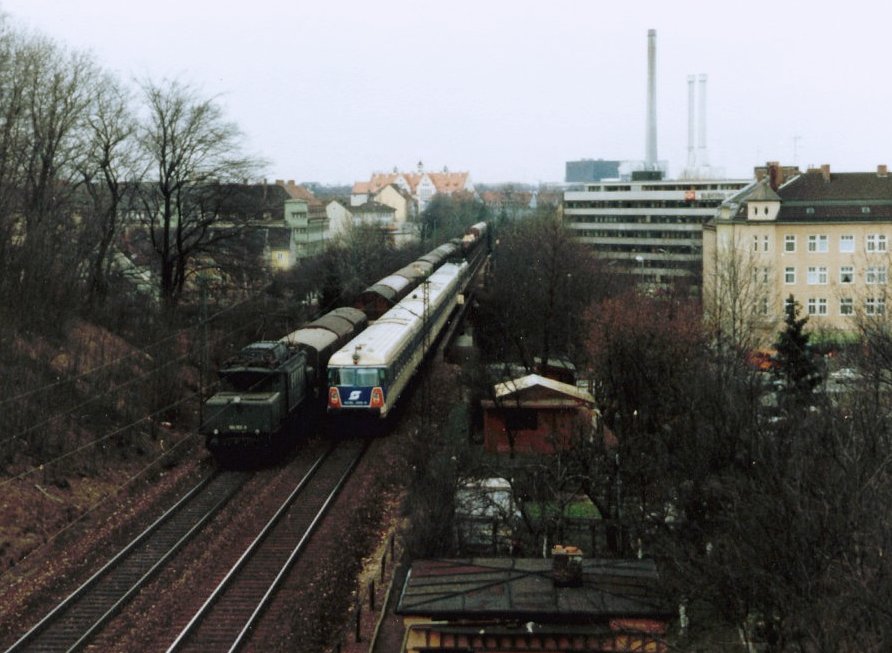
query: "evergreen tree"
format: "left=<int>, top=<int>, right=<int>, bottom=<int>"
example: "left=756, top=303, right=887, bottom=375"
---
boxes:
left=773, top=295, right=822, bottom=407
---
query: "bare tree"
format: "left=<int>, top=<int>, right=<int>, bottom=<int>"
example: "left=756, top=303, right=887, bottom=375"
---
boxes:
left=136, top=78, right=260, bottom=308
left=475, top=211, right=616, bottom=368
left=703, top=231, right=775, bottom=354
left=76, top=72, right=138, bottom=306
left=0, top=25, right=98, bottom=323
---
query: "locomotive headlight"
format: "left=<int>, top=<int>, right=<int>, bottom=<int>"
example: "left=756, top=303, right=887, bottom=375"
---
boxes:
left=233, top=396, right=241, bottom=403
left=213, top=429, right=219, bottom=435
left=255, top=429, right=260, bottom=435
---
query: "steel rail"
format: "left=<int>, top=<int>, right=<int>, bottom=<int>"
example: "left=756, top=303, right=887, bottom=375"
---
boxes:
left=166, top=441, right=367, bottom=652
left=5, top=471, right=248, bottom=653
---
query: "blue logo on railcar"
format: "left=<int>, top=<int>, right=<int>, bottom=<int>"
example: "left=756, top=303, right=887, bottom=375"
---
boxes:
left=340, top=386, right=372, bottom=406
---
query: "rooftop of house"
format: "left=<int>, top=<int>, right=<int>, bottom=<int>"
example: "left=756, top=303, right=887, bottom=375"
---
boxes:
left=352, top=168, right=472, bottom=196
left=118, top=181, right=292, bottom=219
left=396, top=557, right=672, bottom=622
left=276, top=179, right=324, bottom=207
left=726, top=165, right=892, bottom=223
left=490, top=373, right=594, bottom=405
left=782, top=167, right=892, bottom=202
left=352, top=200, right=396, bottom=214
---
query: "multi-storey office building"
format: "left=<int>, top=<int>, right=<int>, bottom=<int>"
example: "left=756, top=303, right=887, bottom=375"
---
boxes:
left=703, top=164, right=892, bottom=339
left=563, top=176, right=750, bottom=284
left=565, top=159, right=621, bottom=183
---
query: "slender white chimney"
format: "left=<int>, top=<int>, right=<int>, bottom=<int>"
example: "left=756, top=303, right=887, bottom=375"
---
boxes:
left=697, top=73, right=709, bottom=167
left=645, top=29, right=658, bottom=170
left=686, top=75, right=696, bottom=172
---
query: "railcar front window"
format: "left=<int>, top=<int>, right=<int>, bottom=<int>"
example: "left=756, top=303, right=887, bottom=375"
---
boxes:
left=329, top=368, right=353, bottom=386
left=356, top=368, right=381, bottom=386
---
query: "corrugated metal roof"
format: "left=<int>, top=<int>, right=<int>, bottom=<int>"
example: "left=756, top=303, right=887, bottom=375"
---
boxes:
left=396, top=558, right=671, bottom=620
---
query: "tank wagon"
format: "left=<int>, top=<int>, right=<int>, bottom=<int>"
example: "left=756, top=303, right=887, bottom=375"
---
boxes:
left=327, top=260, right=470, bottom=423
left=201, top=307, right=367, bottom=462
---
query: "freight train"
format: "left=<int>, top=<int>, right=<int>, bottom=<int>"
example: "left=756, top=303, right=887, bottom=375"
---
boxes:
left=200, top=222, right=488, bottom=462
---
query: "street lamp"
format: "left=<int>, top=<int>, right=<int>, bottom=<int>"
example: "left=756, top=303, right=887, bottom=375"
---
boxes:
left=634, top=255, right=646, bottom=289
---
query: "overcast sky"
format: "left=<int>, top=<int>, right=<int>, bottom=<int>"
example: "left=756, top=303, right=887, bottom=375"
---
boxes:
left=0, top=1, right=887, bottom=185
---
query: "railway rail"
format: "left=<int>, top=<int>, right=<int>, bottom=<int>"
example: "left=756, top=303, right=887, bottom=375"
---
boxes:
left=166, top=439, right=368, bottom=652
left=5, top=470, right=250, bottom=653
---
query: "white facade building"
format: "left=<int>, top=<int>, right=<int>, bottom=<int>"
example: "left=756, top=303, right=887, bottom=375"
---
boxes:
left=563, top=177, right=750, bottom=284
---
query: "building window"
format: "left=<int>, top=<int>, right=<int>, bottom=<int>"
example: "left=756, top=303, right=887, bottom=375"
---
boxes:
left=807, top=298, right=828, bottom=316
left=784, top=235, right=796, bottom=252
left=840, top=298, right=854, bottom=316
left=807, top=266, right=827, bottom=284
left=840, top=266, right=854, bottom=284
left=866, top=266, right=888, bottom=284
left=808, top=234, right=828, bottom=253
left=753, top=235, right=759, bottom=252
left=866, top=297, right=886, bottom=316
left=840, top=235, right=855, bottom=253
left=867, top=234, right=888, bottom=252
left=784, top=267, right=795, bottom=284
left=763, top=235, right=769, bottom=252
left=760, top=296, right=770, bottom=315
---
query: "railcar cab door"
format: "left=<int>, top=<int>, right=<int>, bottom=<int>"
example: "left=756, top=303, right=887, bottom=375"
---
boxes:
left=327, top=367, right=390, bottom=415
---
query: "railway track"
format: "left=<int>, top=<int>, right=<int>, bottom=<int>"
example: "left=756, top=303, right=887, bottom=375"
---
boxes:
left=5, top=470, right=250, bottom=653
left=166, top=439, right=367, bottom=652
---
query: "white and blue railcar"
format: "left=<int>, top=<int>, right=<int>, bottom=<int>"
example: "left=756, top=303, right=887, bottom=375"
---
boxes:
left=327, top=261, right=468, bottom=418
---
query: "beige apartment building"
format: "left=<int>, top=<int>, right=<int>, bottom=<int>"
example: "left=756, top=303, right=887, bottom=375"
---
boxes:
left=704, top=164, right=892, bottom=343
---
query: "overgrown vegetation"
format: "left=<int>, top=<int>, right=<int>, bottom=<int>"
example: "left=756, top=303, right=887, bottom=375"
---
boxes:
left=450, top=214, right=892, bottom=650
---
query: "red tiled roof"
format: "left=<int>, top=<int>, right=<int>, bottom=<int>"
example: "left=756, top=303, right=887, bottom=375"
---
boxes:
left=356, top=169, right=472, bottom=196
left=429, top=171, right=469, bottom=193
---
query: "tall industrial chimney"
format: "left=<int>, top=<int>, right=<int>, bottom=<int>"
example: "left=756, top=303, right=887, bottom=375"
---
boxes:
left=697, top=73, right=709, bottom=167
left=645, top=29, right=658, bottom=170
left=686, top=75, right=696, bottom=172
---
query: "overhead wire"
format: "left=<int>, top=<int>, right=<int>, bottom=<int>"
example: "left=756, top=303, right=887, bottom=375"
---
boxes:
left=0, top=387, right=204, bottom=489
left=0, top=283, right=273, bottom=410
left=0, top=429, right=201, bottom=585
left=0, top=311, right=270, bottom=451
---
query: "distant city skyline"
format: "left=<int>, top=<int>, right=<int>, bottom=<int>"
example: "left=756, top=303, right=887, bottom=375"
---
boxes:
left=1, top=1, right=889, bottom=184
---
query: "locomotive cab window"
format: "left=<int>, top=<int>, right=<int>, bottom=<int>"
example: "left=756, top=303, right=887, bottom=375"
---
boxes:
left=220, top=370, right=280, bottom=393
